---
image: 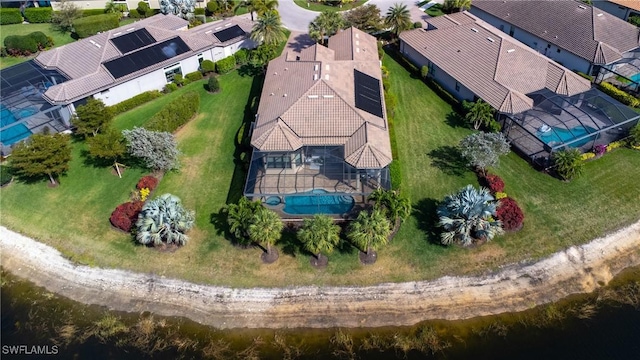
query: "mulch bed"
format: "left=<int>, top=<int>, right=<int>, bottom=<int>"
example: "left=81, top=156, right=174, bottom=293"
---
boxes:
left=154, top=243, right=180, bottom=253
left=359, top=250, right=378, bottom=265
left=261, top=248, right=279, bottom=264
left=309, top=254, right=328, bottom=269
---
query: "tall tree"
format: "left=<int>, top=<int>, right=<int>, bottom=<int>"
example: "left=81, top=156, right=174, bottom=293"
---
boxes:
left=309, top=11, right=346, bottom=45
left=368, top=188, right=411, bottom=233
left=254, top=0, right=278, bottom=17
left=86, top=127, right=127, bottom=178
left=437, top=185, right=503, bottom=247
left=347, top=209, right=391, bottom=264
left=122, top=127, right=180, bottom=172
left=226, top=196, right=262, bottom=246
left=10, top=133, right=72, bottom=185
left=343, top=4, right=383, bottom=33
left=135, top=194, right=195, bottom=247
left=442, top=0, right=472, bottom=14
left=251, top=11, right=287, bottom=46
left=73, top=98, right=113, bottom=138
left=248, top=207, right=283, bottom=262
left=463, top=99, right=494, bottom=130
left=160, top=0, right=196, bottom=20
left=51, top=0, right=81, bottom=33
left=297, top=215, right=341, bottom=267
left=385, top=3, right=412, bottom=38
left=459, top=132, right=510, bottom=176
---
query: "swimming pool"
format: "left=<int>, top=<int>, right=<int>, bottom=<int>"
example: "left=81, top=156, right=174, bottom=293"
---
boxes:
left=283, top=189, right=355, bottom=215
left=1, top=105, right=35, bottom=145
left=537, top=125, right=597, bottom=148
left=629, top=73, right=640, bottom=83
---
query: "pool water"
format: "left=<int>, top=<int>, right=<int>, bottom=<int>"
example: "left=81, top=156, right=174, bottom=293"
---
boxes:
left=283, top=189, right=355, bottom=215
left=629, top=73, right=640, bottom=83
left=537, top=125, right=596, bottom=148
left=0, top=105, right=36, bottom=145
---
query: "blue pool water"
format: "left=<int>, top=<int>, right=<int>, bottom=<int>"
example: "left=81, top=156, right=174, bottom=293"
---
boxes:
left=264, top=196, right=282, bottom=206
left=0, top=105, right=35, bottom=145
left=629, top=73, right=640, bottom=83
left=283, top=189, right=355, bottom=215
left=537, top=125, right=596, bottom=148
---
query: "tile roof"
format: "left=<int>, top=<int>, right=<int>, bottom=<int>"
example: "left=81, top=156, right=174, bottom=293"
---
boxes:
left=472, top=0, right=640, bottom=64
left=606, top=0, right=640, bottom=12
left=35, top=14, right=253, bottom=104
left=251, top=27, right=392, bottom=169
left=399, top=12, right=591, bottom=114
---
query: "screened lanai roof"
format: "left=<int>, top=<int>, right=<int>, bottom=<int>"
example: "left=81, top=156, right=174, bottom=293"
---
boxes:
left=505, top=88, right=640, bottom=159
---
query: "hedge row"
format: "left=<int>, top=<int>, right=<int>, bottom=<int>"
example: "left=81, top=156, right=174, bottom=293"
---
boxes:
left=145, top=91, right=200, bottom=133
left=4, top=31, right=52, bottom=56
left=0, top=8, right=22, bottom=25
left=185, top=71, right=203, bottom=82
left=599, top=82, right=640, bottom=108
left=24, top=7, right=52, bottom=23
left=215, top=55, right=236, bottom=74
left=73, top=13, right=119, bottom=38
left=109, top=90, right=163, bottom=115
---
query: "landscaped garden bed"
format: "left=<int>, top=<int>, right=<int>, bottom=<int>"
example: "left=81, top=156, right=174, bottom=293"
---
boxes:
left=1, top=53, right=639, bottom=288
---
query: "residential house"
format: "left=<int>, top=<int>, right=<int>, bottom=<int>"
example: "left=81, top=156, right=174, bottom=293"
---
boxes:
left=470, top=0, right=640, bottom=75
left=592, top=0, right=640, bottom=21
left=1, top=14, right=255, bottom=155
left=244, top=27, right=392, bottom=215
left=50, top=1, right=161, bottom=11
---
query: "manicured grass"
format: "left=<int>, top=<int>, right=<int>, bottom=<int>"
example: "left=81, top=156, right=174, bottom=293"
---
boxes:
left=0, top=23, right=76, bottom=69
left=2, top=51, right=639, bottom=288
left=294, top=0, right=368, bottom=13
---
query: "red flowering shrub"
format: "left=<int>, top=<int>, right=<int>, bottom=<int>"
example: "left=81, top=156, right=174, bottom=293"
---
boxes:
left=496, top=197, right=524, bottom=231
left=482, top=174, right=505, bottom=194
left=136, top=176, right=158, bottom=191
left=110, top=201, right=144, bottom=232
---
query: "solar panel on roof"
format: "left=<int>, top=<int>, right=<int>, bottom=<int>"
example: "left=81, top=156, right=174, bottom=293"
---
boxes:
left=110, top=28, right=156, bottom=54
left=103, top=37, right=190, bottom=79
left=214, top=25, right=245, bottom=43
left=354, top=69, right=384, bottom=118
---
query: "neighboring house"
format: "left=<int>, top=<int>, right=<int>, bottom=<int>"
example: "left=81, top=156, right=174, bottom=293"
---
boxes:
left=50, top=0, right=161, bottom=11
left=1, top=14, right=255, bottom=156
left=244, top=27, right=392, bottom=215
left=400, top=11, right=639, bottom=166
left=470, top=0, right=640, bottom=75
left=592, top=0, right=640, bottom=21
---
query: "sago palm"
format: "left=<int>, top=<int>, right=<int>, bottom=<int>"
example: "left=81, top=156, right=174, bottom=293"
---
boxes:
left=298, top=215, right=341, bottom=261
left=248, top=207, right=283, bottom=256
left=437, top=185, right=503, bottom=247
left=226, top=196, right=262, bottom=245
left=135, top=194, right=195, bottom=247
left=251, top=11, right=287, bottom=46
left=347, top=209, right=391, bottom=256
left=385, top=3, right=412, bottom=37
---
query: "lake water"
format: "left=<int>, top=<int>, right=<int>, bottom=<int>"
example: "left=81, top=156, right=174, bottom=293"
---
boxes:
left=2, top=267, right=639, bottom=359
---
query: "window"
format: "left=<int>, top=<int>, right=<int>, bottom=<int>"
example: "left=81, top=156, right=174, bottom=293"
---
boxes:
left=455, top=82, right=460, bottom=92
left=509, top=26, right=514, bottom=36
left=499, top=24, right=504, bottom=31
left=533, top=41, right=538, bottom=47
left=556, top=49, right=561, bottom=53
left=428, top=63, right=435, bottom=76
left=164, top=64, right=182, bottom=83
left=197, top=53, right=204, bottom=65
left=266, top=154, right=292, bottom=169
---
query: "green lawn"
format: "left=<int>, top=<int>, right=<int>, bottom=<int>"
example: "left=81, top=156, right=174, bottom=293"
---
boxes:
left=0, top=23, right=76, bottom=69
left=2, top=51, right=639, bottom=288
left=294, top=0, right=369, bottom=13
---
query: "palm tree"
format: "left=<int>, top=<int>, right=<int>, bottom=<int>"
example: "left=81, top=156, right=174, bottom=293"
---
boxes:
left=226, top=196, right=262, bottom=246
left=368, top=188, right=411, bottom=233
left=437, top=185, right=503, bottom=247
left=248, top=207, right=283, bottom=262
left=309, top=11, right=346, bottom=45
left=347, top=209, right=391, bottom=264
left=442, top=0, right=472, bottom=14
left=552, top=148, right=584, bottom=181
left=135, top=194, right=195, bottom=247
left=236, top=0, right=279, bottom=21
left=251, top=11, right=287, bottom=46
left=385, top=3, right=412, bottom=38
left=298, top=215, right=341, bottom=267
left=463, top=100, right=494, bottom=130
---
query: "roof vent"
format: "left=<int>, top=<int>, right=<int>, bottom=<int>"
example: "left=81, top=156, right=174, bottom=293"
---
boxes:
left=314, top=64, right=319, bottom=71
left=126, top=28, right=135, bottom=32
left=578, top=5, right=587, bottom=9
left=555, top=35, right=558, bottom=39
left=274, top=72, right=277, bottom=75
left=205, top=30, right=212, bottom=34
left=487, top=37, right=495, bottom=43
left=283, top=94, right=287, bottom=97
left=323, top=95, right=334, bottom=99
left=113, top=32, right=121, bottom=36
left=597, top=13, right=603, bottom=17
left=326, top=64, right=330, bottom=70
left=225, top=23, right=232, bottom=27
left=356, top=40, right=359, bottom=46
left=313, top=74, right=318, bottom=80
left=215, top=27, right=222, bottom=30
left=284, top=67, right=288, bottom=71
left=270, top=93, right=274, bottom=96
left=325, top=74, right=330, bottom=80
left=471, top=28, right=478, bottom=32
left=308, top=95, right=319, bottom=99
left=355, top=33, right=359, bottom=38
left=507, top=49, right=515, bottom=53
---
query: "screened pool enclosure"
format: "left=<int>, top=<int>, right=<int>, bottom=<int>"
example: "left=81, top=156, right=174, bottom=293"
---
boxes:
left=243, top=146, right=390, bottom=216
left=501, top=88, right=640, bottom=167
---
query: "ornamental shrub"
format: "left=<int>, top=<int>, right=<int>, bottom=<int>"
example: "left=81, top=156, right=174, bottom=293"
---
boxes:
left=185, top=71, right=203, bottom=82
left=194, top=7, right=205, bottom=15
left=136, top=175, right=159, bottom=191
left=207, top=76, right=220, bottom=92
left=598, top=82, right=640, bottom=108
left=200, top=59, right=215, bottom=74
left=630, top=122, right=640, bottom=147
left=73, top=13, right=120, bottom=38
left=109, top=201, right=144, bottom=232
left=234, top=48, right=249, bottom=65
left=580, top=152, right=596, bottom=161
left=145, top=91, right=200, bottom=133
left=482, top=174, right=505, bottom=193
left=496, top=197, right=524, bottom=231
left=552, top=148, right=584, bottom=181
left=0, top=165, right=13, bottom=187
left=128, top=9, right=140, bottom=18
left=137, top=1, right=150, bottom=17
left=215, top=55, right=236, bottom=74
left=109, top=91, right=163, bottom=115
left=593, top=144, right=607, bottom=156
left=163, top=83, right=178, bottom=93
left=413, top=21, right=422, bottom=28
left=4, top=31, right=52, bottom=56
left=81, top=9, right=106, bottom=17
left=24, top=7, right=53, bottom=23
left=206, top=0, right=219, bottom=15
left=0, top=8, right=22, bottom=25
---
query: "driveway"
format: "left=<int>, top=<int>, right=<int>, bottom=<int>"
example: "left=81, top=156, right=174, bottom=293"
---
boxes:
left=278, top=0, right=425, bottom=32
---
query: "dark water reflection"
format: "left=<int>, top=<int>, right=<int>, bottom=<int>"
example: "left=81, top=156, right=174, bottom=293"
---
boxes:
left=2, top=267, right=639, bottom=360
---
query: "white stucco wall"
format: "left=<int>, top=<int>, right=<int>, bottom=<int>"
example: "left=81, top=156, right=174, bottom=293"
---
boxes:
left=92, top=67, right=167, bottom=106
left=470, top=8, right=593, bottom=73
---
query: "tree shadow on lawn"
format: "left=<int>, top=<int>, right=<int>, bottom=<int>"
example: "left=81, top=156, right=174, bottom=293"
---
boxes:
left=445, top=111, right=467, bottom=129
left=413, top=197, right=444, bottom=246
left=427, top=145, right=470, bottom=177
